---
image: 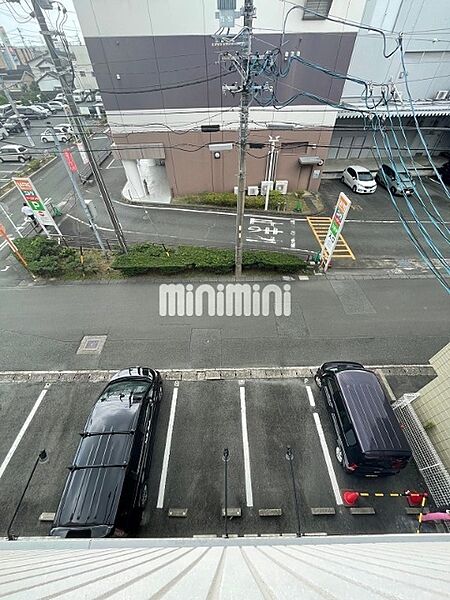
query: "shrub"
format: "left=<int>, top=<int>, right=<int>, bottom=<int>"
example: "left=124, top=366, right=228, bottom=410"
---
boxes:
left=112, top=243, right=308, bottom=276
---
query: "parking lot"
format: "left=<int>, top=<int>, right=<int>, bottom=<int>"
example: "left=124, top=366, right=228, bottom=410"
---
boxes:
left=0, top=369, right=438, bottom=540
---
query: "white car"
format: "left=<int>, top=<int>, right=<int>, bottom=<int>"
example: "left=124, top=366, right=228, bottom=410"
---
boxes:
left=31, top=105, right=51, bottom=118
left=95, top=92, right=102, bottom=102
left=47, top=100, right=65, bottom=111
left=54, top=93, right=66, bottom=101
left=41, top=127, right=72, bottom=143
left=56, top=123, right=74, bottom=134
left=341, top=165, right=377, bottom=194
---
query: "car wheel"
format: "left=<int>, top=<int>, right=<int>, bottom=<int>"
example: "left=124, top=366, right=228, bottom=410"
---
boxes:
left=352, top=185, right=357, bottom=192
left=335, top=445, right=344, bottom=464
left=138, top=482, right=148, bottom=509
left=61, top=137, right=67, bottom=143
left=340, top=175, right=345, bottom=183
left=42, top=137, right=49, bottom=143
left=0, top=158, right=4, bottom=163
left=314, top=374, right=322, bottom=389
left=390, top=186, right=396, bottom=195
left=18, top=157, right=25, bottom=163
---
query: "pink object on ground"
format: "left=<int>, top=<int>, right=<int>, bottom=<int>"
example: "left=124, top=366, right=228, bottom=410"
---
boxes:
left=421, top=512, right=450, bottom=522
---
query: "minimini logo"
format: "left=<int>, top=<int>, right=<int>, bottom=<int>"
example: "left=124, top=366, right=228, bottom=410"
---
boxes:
left=159, top=283, right=291, bottom=317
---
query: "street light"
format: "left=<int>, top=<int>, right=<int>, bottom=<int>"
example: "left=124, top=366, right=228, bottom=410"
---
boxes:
left=6, top=449, right=48, bottom=541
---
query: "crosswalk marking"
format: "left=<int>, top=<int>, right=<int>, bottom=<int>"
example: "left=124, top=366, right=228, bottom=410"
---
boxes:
left=307, top=216, right=355, bottom=260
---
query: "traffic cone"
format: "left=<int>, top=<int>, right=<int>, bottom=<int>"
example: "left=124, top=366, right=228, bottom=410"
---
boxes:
left=342, top=490, right=360, bottom=506
left=406, top=491, right=428, bottom=507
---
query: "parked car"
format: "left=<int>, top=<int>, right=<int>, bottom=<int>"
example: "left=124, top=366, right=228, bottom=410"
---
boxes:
left=0, top=104, right=14, bottom=120
left=30, top=104, right=51, bottom=117
left=437, top=160, right=450, bottom=185
left=17, top=106, right=45, bottom=120
left=50, top=367, right=162, bottom=538
left=56, top=123, right=74, bottom=134
left=315, top=361, right=412, bottom=477
left=95, top=92, right=102, bottom=103
left=375, top=163, right=415, bottom=195
left=54, top=92, right=66, bottom=101
left=47, top=100, right=66, bottom=111
left=341, top=166, right=377, bottom=194
left=3, top=116, right=30, bottom=133
left=0, top=144, right=32, bottom=163
left=41, top=127, right=72, bottom=143
left=35, top=102, right=58, bottom=114
left=0, top=125, right=8, bottom=140
left=73, top=89, right=85, bottom=103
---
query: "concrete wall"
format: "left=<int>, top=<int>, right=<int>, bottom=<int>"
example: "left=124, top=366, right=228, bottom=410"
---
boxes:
left=342, top=0, right=450, bottom=101
left=413, top=343, right=450, bottom=470
left=70, top=45, right=98, bottom=90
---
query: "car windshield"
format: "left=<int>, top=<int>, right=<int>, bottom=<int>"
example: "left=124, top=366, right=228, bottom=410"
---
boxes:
left=357, top=172, right=373, bottom=181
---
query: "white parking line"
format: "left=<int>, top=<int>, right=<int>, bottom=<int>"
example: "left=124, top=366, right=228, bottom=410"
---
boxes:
left=105, top=158, right=115, bottom=169
left=306, top=385, right=315, bottom=407
left=156, top=382, right=179, bottom=509
left=0, top=385, right=50, bottom=481
left=240, top=385, right=254, bottom=508
left=290, top=219, right=295, bottom=249
left=312, top=412, right=343, bottom=505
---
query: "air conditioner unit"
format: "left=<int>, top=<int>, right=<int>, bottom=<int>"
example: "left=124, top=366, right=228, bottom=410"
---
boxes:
left=247, top=185, right=259, bottom=196
left=434, top=90, right=449, bottom=101
left=234, top=186, right=238, bottom=195
left=275, top=180, right=288, bottom=195
left=260, top=181, right=274, bottom=195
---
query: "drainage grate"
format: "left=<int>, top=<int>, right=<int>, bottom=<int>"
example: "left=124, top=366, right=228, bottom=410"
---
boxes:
left=76, top=336, right=107, bottom=355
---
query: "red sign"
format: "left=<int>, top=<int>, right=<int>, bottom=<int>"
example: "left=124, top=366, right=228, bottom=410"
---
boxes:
left=63, top=149, right=78, bottom=173
left=0, top=223, right=6, bottom=238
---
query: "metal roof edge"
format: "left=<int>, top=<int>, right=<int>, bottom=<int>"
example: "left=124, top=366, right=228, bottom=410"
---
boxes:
left=0, top=533, right=449, bottom=551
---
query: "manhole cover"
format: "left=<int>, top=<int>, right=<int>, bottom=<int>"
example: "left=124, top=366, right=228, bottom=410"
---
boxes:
left=77, top=335, right=107, bottom=355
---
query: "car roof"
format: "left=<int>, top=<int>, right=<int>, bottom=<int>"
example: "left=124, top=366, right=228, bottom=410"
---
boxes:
left=53, top=377, right=153, bottom=530
left=1, top=144, right=25, bottom=150
left=336, top=369, right=411, bottom=454
left=347, top=165, right=371, bottom=173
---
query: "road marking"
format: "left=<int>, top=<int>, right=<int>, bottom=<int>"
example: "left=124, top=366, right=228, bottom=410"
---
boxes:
left=105, top=158, right=115, bottom=169
left=306, top=385, right=315, bottom=407
left=240, top=385, right=254, bottom=507
left=306, top=216, right=355, bottom=260
left=290, top=219, right=295, bottom=249
left=0, top=265, right=10, bottom=272
left=0, top=385, right=50, bottom=480
left=157, top=382, right=179, bottom=509
left=312, top=412, right=343, bottom=505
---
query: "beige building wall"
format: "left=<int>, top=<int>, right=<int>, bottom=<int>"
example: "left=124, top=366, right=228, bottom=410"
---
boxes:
left=413, top=343, right=450, bottom=469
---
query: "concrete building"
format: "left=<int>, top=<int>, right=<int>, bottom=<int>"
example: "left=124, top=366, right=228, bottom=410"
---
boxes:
left=327, top=0, right=450, bottom=169
left=413, top=343, right=450, bottom=471
left=69, top=44, right=98, bottom=92
left=74, top=0, right=366, bottom=203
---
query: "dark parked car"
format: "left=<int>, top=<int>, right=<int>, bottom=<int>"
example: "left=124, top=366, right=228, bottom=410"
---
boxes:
left=3, top=116, right=30, bottom=133
left=438, top=160, right=450, bottom=185
left=375, top=163, right=415, bottom=195
left=315, top=361, right=412, bottom=477
left=50, top=367, right=162, bottom=538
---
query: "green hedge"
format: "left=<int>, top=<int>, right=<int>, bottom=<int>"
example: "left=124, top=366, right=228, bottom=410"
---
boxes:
left=14, top=237, right=99, bottom=277
left=111, top=243, right=308, bottom=276
left=178, top=191, right=286, bottom=210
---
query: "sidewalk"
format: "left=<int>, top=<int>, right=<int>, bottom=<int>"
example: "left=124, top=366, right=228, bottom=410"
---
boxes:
left=322, top=155, right=447, bottom=179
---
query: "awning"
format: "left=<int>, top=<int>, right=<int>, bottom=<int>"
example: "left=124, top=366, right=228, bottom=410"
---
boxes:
left=298, top=156, right=323, bottom=165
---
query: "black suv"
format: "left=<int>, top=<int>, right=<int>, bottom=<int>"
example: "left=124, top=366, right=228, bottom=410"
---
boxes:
left=50, top=367, right=162, bottom=538
left=315, top=361, right=412, bottom=477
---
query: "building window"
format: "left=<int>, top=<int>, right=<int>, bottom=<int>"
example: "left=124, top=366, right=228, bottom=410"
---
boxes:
left=79, top=70, right=86, bottom=77
left=302, top=0, right=332, bottom=20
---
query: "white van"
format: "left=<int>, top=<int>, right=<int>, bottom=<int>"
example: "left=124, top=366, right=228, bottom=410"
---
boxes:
left=73, top=90, right=85, bottom=103
left=0, top=144, right=32, bottom=163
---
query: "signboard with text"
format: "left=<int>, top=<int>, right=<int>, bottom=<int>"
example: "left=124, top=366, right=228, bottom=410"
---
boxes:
left=13, top=177, right=60, bottom=233
left=321, top=192, right=351, bottom=271
left=76, top=142, right=89, bottom=165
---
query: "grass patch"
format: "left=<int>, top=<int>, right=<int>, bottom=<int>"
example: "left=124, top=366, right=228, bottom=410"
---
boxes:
left=175, top=190, right=306, bottom=212
left=112, top=243, right=309, bottom=276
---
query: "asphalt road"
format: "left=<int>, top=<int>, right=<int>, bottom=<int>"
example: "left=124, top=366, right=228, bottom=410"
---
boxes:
left=0, top=276, right=447, bottom=371
left=0, top=372, right=436, bottom=539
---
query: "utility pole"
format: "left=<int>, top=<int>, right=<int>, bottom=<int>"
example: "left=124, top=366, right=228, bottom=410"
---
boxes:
left=234, top=0, right=254, bottom=278
left=48, top=123, right=106, bottom=252
left=0, top=77, right=35, bottom=147
left=24, top=0, right=128, bottom=253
